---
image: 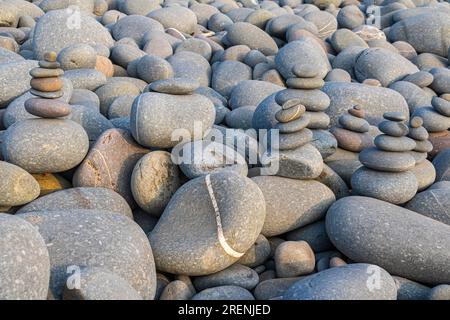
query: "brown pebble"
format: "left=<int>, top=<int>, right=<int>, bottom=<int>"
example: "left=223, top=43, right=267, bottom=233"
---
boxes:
left=348, top=105, right=365, bottom=118
left=329, top=257, right=347, bottom=268
left=44, top=51, right=57, bottom=62
left=281, top=99, right=302, bottom=110
left=276, top=104, right=306, bottom=123
left=410, top=116, right=423, bottom=128
left=441, top=94, right=450, bottom=102
left=25, top=98, right=71, bottom=118
left=286, top=77, right=324, bottom=90
left=363, top=78, right=382, bottom=86
left=30, top=77, right=63, bottom=92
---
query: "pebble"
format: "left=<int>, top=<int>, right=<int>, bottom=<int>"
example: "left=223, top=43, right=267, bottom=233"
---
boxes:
left=226, top=22, right=278, bottom=56
left=0, top=213, right=50, bottom=300
left=159, top=280, right=195, bottom=300
left=192, top=286, right=254, bottom=300
left=0, top=161, right=40, bottom=207
left=406, top=188, right=450, bottom=226
left=31, top=173, right=71, bottom=196
left=327, top=196, right=450, bottom=284
left=24, top=98, right=70, bottom=118
left=212, top=60, right=252, bottom=97
left=275, top=241, right=315, bottom=278
left=394, top=276, right=430, bottom=300
left=57, top=44, right=97, bottom=70
left=193, top=264, right=259, bottom=291
left=286, top=221, right=334, bottom=252
left=149, top=78, right=199, bottom=95
left=374, top=135, right=416, bottom=152
left=238, top=235, right=271, bottom=268
left=429, top=285, right=450, bottom=300
left=283, top=263, right=397, bottom=300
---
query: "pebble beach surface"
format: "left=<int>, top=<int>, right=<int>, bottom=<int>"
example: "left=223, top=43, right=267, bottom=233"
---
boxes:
left=0, top=0, right=450, bottom=301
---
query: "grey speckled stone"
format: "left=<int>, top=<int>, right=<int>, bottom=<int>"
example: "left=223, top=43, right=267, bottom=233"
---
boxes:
left=0, top=161, right=40, bottom=207
left=389, top=81, right=432, bottom=114
left=226, top=22, right=278, bottom=56
left=149, top=171, right=266, bottom=276
left=131, top=151, right=181, bottom=217
left=225, top=105, right=256, bottom=129
left=147, top=6, right=197, bottom=35
left=326, top=196, right=450, bottom=285
left=429, top=285, right=450, bottom=300
left=238, top=234, right=271, bottom=268
left=275, top=38, right=331, bottom=80
left=193, top=264, right=259, bottom=291
left=192, top=286, right=254, bottom=300
left=322, top=82, right=410, bottom=127
left=69, top=104, right=114, bottom=142
left=354, top=48, right=419, bottom=87
left=0, top=60, right=38, bottom=107
left=159, top=280, right=195, bottom=300
left=112, top=15, right=164, bottom=44
left=283, top=263, right=397, bottom=300
left=311, top=129, right=338, bottom=159
left=32, top=9, right=114, bottom=60
left=149, top=78, right=199, bottom=95
left=286, top=220, right=334, bottom=252
left=63, top=69, right=107, bottom=91
left=57, top=44, right=97, bottom=70
left=18, top=209, right=156, bottom=300
left=63, top=267, right=143, bottom=300
left=17, top=187, right=133, bottom=218
left=212, top=60, right=252, bottom=97
left=430, top=67, right=450, bottom=95
left=406, top=188, right=450, bottom=226
left=168, top=51, right=211, bottom=87
left=229, top=80, right=282, bottom=110
left=0, top=213, right=50, bottom=300
left=130, top=92, right=215, bottom=148
left=254, top=277, right=301, bottom=300
left=315, top=163, right=350, bottom=199
left=2, top=119, right=89, bottom=173
left=252, top=176, right=335, bottom=237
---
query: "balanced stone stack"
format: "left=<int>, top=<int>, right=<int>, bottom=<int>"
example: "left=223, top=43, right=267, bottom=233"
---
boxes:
left=265, top=98, right=323, bottom=179
left=2, top=52, right=89, bottom=173
left=407, top=116, right=436, bottom=191
left=351, top=112, right=418, bottom=205
left=413, top=95, right=450, bottom=157
left=328, top=106, right=374, bottom=184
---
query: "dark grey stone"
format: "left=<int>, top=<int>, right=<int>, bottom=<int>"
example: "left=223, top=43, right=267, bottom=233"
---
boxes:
left=212, top=60, right=252, bottom=97
left=149, top=78, right=200, bottom=95
left=193, top=264, right=259, bottom=291
left=226, top=22, right=278, bottom=56
left=147, top=6, right=197, bottom=35
left=254, top=277, right=301, bottom=300
left=286, top=220, right=334, bottom=252
left=283, top=263, right=397, bottom=300
left=430, top=67, right=450, bottom=95
left=331, top=28, right=368, bottom=53
left=229, top=80, right=282, bottom=110
left=337, top=5, right=364, bottom=29
left=112, top=15, right=164, bottom=44
left=406, top=188, right=450, bottom=225
left=137, top=55, right=174, bottom=84
left=310, top=129, right=338, bottom=159
left=393, top=276, right=430, bottom=300
left=69, top=104, right=114, bottom=142
left=326, top=196, right=450, bottom=285
left=192, top=286, right=254, bottom=300
left=225, top=105, right=256, bottom=129
left=168, top=51, right=211, bottom=87
left=238, top=234, right=271, bottom=268
left=0, top=60, right=37, bottom=107
left=389, top=81, right=432, bottom=114
left=57, top=44, right=97, bottom=70
left=433, top=148, right=450, bottom=181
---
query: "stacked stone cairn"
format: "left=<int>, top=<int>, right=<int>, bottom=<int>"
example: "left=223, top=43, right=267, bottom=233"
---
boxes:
left=407, top=116, right=436, bottom=191
left=413, top=94, right=450, bottom=157
left=265, top=98, right=323, bottom=179
left=326, top=106, right=373, bottom=185
left=351, top=112, right=418, bottom=204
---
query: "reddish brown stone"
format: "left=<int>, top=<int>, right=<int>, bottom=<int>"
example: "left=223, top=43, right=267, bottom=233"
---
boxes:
left=429, top=131, right=450, bottom=158
left=25, top=98, right=71, bottom=118
left=30, top=77, right=63, bottom=92
left=330, top=127, right=374, bottom=152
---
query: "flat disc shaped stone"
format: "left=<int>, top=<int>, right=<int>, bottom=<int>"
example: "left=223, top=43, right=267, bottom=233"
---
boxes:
left=359, top=147, right=416, bottom=172
left=374, top=135, right=416, bottom=152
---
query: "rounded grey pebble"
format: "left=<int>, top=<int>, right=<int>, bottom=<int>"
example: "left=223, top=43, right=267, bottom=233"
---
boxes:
left=193, top=264, right=259, bottom=291
left=192, top=286, right=255, bottom=300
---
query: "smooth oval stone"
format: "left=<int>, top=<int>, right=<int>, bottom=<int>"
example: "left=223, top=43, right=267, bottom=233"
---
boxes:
left=0, top=161, right=39, bottom=207
left=432, top=96, right=450, bottom=117
left=394, top=276, right=431, bottom=300
left=148, top=6, right=197, bottom=35
left=229, top=80, right=282, bottom=110
left=38, top=60, right=60, bottom=70
left=322, top=82, right=410, bottom=126
left=286, top=77, right=324, bottom=90
left=330, top=127, right=373, bottom=153
left=354, top=47, right=419, bottom=87
left=137, top=55, right=174, bottom=84
left=2, top=119, right=88, bottom=173
left=32, top=173, right=71, bottom=196
left=212, top=60, right=252, bottom=97
left=149, top=78, right=199, bottom=95
left=30, top=89, right=63, bottom=99
left=359, top=147, right=416, bottom=172
left=238, top=234, right=271, bottom=268
left=0, top=60, right=37, bottom=107
left=226, top=22, right=278, bottom=56
left=374, top=135, right=416, bottom=152
left=430, top=68, right=450, bottom=95
left=73, top=129, right=148, bottom=206
left=283, top=263, right=397, bottom=300
left=150, top=171, right=266, bottom=276
left=32, top=9, right=114, bottom=60
left=108, top=95, right=135, bottom=119
left=131, top=151, right=181, bottom=217
left=131, top=92, right=215, bottom=148
left=275, top=37, right=331, bottom=80
left=315, top=162, right=349, bottom=198
left=168, top=51, right=211, bottom=87
left=429, top=285, right=450, bottom=300
left=112, top=15, right=164, bottom=44
left=159, top=279, right=195, bottom=300
left=412, top=107, right=450, bottom=133
left=338, top=114, right=369, bottom=133
left=286, top=220, right=333, bottom=252
left=63, top=267, right=143, bottom=300
left=18, top=209, right=156, bottom=299
left=63, top=69, right=107, bottom=91
left=292, top=64, right=319, bottom=79
left=433, top=148, right=450, bottom=182
left=379, top=120, right=409, bottom=137
left=389, top=12, right=450, bottom=58
left=111, top=43, right=146, bottom=69
left=352, top=167, right=418, bottom=204
left=413, top=140, right=433, bottom=153
left=225, top=105, right=256, bottom=130
left=275, top=104, right=306, bottom=123
left=96, top=80, right=141, bottom=115
left=193, top=264, right=259, bottom=291
left=176, top=141, right=248, bottom=179
left=275, top=89, right=330, bottom=112
left=406, top=188, right=450, bottom=225
left=388, top=81, right=431, bottom=114
left=408, top=126, right=429, bottom=141
left=252, top=176, right=335, bottom=237
left=57, top=44, right=97, bottom=70
left=192, top=285, right=254, bottom=300
left=337, top=4, right=364, bottom=29
left=275, top=114, right=310, bottom=133
left=303, top=10, right=337, bottom=40
left=17, top=187, right=132, bottom=218
left=30, top=67, right=64, bottom=79
left=69, top=104, right=114, bottom=142
left=324, top=68, right=351, bottom=83
left=326, top=196, right=450, bottom=284
left=24, top=98, right=71, bottom=118
left=0, top=213, right=50, bottom=300
left=254, top=277, right=301, bottom=300
left=70, top=88, right=100, bottom=110
left=275, top=241, right=315, bottom=278
left=330, top=28, right=368, bottom=53
left=403, top=71, right=434, bottom=88
left=277, top=129, right=313, bottom=150
left=30, top=77, right=63, bottom=92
